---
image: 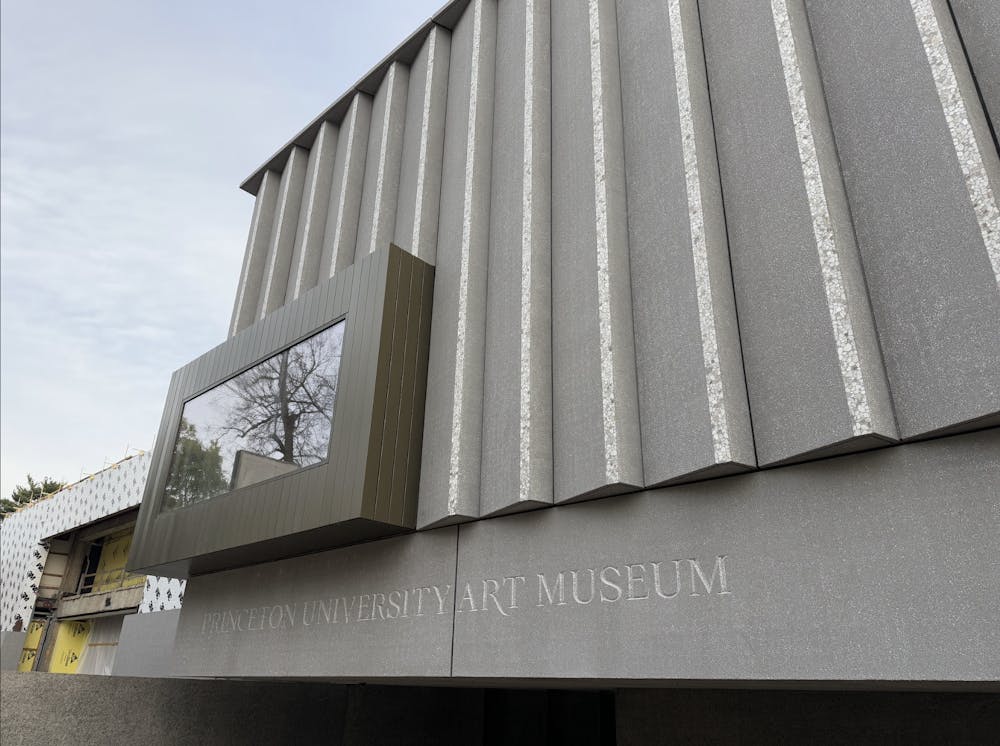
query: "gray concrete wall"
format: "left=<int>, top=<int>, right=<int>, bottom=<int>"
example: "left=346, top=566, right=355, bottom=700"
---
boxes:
left=0, top=631, right=26, bottom=671
left=168, top=429, right=999, bottom=685
left=112, top=609, right=180, bottom=678
left=55, top=585, right=142, bottom=619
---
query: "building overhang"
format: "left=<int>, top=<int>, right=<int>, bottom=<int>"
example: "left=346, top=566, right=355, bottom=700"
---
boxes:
left=128, top=245, right=433, bottom=578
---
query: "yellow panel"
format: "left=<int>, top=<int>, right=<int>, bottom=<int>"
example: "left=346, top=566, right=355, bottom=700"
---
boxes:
left=92, top=531, right=144, bottom=592
left=48, top=620, right=91, bottom=674
left=17, top=619, right=47, bottom=672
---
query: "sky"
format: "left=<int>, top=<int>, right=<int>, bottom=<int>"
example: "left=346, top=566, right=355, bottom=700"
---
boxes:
left=0, top=0, right=444, bottom=500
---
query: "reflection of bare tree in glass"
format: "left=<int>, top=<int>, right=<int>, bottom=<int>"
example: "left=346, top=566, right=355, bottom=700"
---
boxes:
left=220, top=330, right=340, bottom=466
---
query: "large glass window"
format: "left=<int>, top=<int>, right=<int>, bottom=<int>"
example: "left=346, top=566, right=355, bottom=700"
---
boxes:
left=161, top=321, right=346, bottom=511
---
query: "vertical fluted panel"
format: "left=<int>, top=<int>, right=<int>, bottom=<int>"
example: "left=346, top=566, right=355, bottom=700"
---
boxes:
left=949, top=0, right=1000, bottom=138
left=394, top=26, right=452, bottom=264
left=286, top=121, right=339, bottom=301
left=417, top=0, right=497, bottom=528
left=550, top=0, right=643, bottom=502
left=318, top=94, right=373, bottom=280
left=229, top=170, right=281, bottom=337
left=700, top=0, right=897, bottom=466
left=481, top=0, right=552, bottom=516
left=257, top=146, right=309, bottom=320
left=805, top=0, right=1000, bottom=437
left=226, top=0, right=1000, bottom=533
left=618, top=0, right=755, bottom=485
left=355, top=62, right=410, bottom=262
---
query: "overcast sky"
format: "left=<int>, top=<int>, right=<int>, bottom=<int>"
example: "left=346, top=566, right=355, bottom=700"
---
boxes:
left=1, top=0, right=443, bottom=499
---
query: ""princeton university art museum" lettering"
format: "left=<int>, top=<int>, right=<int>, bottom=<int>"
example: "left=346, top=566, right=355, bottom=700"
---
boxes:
left=199, top=555, right=731, bottom=635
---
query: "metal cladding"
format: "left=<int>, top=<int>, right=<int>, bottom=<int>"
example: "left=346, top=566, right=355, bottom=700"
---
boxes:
left=133, top=246, right=435, bottom=578
left=229, top=0, right=1000, bottom=526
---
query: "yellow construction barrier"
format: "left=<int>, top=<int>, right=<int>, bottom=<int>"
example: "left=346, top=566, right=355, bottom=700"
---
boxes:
left=17, top=619, right=46, bottom=672
left=92, top=530, right=145, bottom=592
left=48, top=620, right=92, bottom=674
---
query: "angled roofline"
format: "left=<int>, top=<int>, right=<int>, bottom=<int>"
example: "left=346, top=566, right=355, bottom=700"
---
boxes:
left=239, top=0, right=471, bottom=196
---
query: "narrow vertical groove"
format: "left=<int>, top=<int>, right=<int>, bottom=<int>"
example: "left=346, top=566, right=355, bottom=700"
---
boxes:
left=330, top=98, right=362, bottom=277
left=668, top=0, right=731, bottom=464
left=770, top=0, right=873, bottom=436
left=412, top=31, right=438, bottom=253
left=587, top=0, right=619, bottom=484
left=518, top=0, right=536, bottom=502
left=910, top=0, right=1000, bottom=287
left=370, top=64, right=399, bottom=255
left=447, top=0, right=484, bottom=516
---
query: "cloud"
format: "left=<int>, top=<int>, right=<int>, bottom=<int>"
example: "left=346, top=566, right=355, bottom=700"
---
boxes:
left=1, top=0, right=443, bottom=497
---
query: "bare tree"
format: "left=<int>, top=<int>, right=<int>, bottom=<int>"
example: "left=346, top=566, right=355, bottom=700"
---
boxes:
left=219, top=328, right=341, bottom=466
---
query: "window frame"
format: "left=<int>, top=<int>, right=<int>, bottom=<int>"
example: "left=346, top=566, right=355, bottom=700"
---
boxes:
left=159, top=318, right=348, bottom=513
left=128, top=246, right=434, bottom=578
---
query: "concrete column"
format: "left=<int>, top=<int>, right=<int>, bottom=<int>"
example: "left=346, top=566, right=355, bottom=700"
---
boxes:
left=418, top=0, right=497, bottom=528
left=286, top=121, right=339, bottom=301
left=355, top=62, right=410, bottom=262
left=551, top=0, right=643, bottom=502
left=319, top=93, right=373, bottom=280
left=805, top=0, right=1000, bottom=438
left=229, top=169, right=280, bottom=336
left=481, top=0, right=553, bottom=516
left=618, top=0, right=755, bottom=485
left=394, top=26, right=452, bottom=264
left=257, top=145, right=309, bottom=319
left=700, top=0, right=898, bottom=466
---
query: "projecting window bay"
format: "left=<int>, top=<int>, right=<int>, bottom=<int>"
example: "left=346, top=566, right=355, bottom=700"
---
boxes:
left=161, top=321, right=346, bottom=511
